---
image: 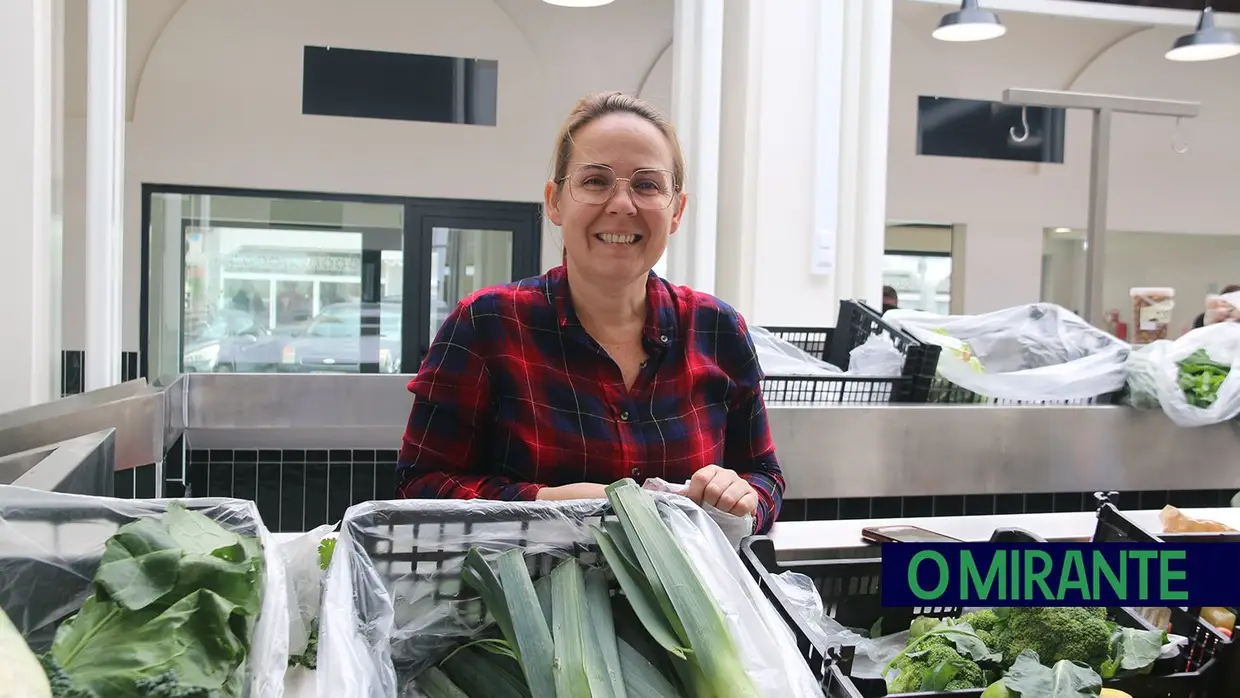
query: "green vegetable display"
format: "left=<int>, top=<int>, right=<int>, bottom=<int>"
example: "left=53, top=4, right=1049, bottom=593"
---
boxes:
left=1177, top=348, right=1231, bottom=408
left=40, top=503, right=264, bottom=698
left=883, top=608, right=1168, bottom=695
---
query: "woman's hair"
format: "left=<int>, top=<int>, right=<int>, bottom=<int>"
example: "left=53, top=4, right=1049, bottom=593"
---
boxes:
left=550, top=92, right=687, bottom=193
left=1223, top=284, right=1240, bottom=294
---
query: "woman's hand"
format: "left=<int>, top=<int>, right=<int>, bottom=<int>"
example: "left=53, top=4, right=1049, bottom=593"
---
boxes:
left=535, top=482, right=608, bottom=501
left=684, top=464, right=758, bottom=517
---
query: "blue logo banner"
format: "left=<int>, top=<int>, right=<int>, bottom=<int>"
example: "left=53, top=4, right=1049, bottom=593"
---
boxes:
left=880, top=542, right=1240, bottom=607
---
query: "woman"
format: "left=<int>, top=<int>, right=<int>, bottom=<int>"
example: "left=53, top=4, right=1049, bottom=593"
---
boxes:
left=395, top=92, right=784, bottom=534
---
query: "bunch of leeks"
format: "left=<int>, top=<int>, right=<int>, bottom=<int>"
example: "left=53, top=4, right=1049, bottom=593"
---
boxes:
left=417, top=478, right=762, bottom=698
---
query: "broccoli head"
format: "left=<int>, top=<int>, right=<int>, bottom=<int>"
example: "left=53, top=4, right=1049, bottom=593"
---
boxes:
left=960, top=609, right=1002, bottom=634
left=994, top=607, right=1111, bottom=669
left=888, top=644, right=986, bottom=693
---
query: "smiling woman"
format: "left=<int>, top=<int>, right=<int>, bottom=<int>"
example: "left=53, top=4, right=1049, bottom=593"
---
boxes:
left=394, top=92, right=786, bottom=534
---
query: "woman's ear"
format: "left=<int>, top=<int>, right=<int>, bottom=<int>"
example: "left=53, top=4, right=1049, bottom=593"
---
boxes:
left=669, top=191, right=688, bottom=235
left=544, top=180, right=564, bottom=227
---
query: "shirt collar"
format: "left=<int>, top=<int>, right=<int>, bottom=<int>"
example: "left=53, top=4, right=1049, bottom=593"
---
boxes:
left=548, top=264, right=677, bottom=347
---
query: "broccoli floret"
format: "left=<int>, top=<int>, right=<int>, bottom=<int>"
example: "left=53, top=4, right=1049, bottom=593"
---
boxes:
left=133, top=673, right=220, bottom=698
left=994, top=607, right=1111, bottom=669
left=38, top=654, right=95, bottom=698
left=960, top=609, right=1002, bottom=634
left=888, top=644, right=986, bottom=693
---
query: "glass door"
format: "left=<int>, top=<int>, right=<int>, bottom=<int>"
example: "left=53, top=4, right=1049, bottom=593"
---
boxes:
left=405, top=203, right=541, bottom=368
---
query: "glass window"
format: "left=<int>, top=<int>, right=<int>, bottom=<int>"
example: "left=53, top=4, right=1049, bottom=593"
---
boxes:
left=882, top=254, right=952, bottom=314
left=147, top=192, right=405, bottom=375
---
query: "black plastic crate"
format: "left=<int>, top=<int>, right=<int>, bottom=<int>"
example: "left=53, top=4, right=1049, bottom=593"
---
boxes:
left=762, top=326, right=835, bottom=362
left=1091, top=492, right=1240, bottom=695
left=739, top=535, right=1228, bottom=697
left=759, top=301, right=939, bottom=405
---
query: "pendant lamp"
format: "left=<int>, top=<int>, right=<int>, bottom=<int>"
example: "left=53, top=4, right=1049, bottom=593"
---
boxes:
left=543, top=0, right=614, bottom=6
left=933, top=0, right=1006, bottom=43
left=1166, top=6, right=1240, bottom=62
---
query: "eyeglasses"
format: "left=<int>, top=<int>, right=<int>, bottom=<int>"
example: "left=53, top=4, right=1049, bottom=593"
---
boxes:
left=561, top=164, right=678, bottom=210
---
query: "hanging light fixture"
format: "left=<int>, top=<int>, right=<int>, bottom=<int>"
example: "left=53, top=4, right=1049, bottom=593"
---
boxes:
left=542, top=0, right=614, bottom=6
left=933, top=0, right=1006, bottom=43
left=1166, top=6, right=1240, bottom=62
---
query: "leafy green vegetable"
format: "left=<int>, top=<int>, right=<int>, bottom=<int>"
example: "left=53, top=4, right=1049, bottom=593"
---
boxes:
left=318, top=536, right=337, bottom=572
left=1178, top=348, right=1231, bottom=408
left=1000, top=651, right=1102, bottom=697
left=1100, top=626, right=1167, bottom=679
left=47, top=503, right=263, bottom=698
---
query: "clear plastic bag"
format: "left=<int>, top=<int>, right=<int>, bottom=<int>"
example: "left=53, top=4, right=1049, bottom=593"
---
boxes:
left=280, top=524, right=337, bottom=657
left=846, top=333, right=905, bottom=377
left=318, top=496, right=824, bottom=698
left=1151, top=321, right=1240, bottom=427
left=770, top=571, right=876, bottom=652
left=641, top=476, right=753, bottom=549
left=886, top=303, right=1130, bottom=402
left=751, top=326, right=844, bottom=376
left=0, top=485, right=289, bottom=698
left=1125, top=340, right=1171, bottom=409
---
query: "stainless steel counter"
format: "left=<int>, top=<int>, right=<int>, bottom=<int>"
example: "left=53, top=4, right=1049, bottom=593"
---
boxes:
left=175, top=373, right=1240, bottom=499
left=5, top=373, right=1240, bottom=501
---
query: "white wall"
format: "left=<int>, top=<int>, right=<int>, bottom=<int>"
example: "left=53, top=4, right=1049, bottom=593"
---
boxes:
left=60, top=0, right=673, bottom=349
left=60, top=0, right=1240, bottom=351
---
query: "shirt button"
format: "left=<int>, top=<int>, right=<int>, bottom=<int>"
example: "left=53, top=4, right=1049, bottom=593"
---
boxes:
left=619, top=411, right=630, bottom=422
left=631, top=467, right=640, bottom=477
left=659, top=334, right=669, bottom=344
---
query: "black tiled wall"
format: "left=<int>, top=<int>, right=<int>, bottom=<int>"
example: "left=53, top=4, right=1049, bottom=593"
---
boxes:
left=184, top=449, right=399, bottom=532
left=60, top=350, right=143, bottom=397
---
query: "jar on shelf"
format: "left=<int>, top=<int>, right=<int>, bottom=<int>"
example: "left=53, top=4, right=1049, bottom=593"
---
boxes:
left=1130, top=287, right=1175, bottom=343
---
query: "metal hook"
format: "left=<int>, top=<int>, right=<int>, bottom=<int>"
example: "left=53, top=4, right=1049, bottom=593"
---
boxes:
left=1010, top=106, right=1030, bottom=143
left=1172, top=116, right=1189, bottom=154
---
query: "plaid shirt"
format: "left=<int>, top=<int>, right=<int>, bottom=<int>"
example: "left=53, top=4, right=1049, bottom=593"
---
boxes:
left=397, top=265, right=784, bottom=533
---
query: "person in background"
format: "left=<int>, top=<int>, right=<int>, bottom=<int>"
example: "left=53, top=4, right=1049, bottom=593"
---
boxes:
left=882, top=285, right=899, bottom=314
left=395, top=92, right=785, bottom=534
left=1191, top=284, right=1240, bottom=330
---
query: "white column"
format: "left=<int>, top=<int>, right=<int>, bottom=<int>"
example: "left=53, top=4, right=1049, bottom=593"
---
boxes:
left=712, top=0, right=893, bottom=327
left=0, top=0, right=61, bottom=413
left=85, top=0, right=126, bottom=391
left=665, top=0, right=723, bottom=294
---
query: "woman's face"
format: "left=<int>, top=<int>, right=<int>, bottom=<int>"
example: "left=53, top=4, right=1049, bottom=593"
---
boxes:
left=545, top=113, right=687, bottom=287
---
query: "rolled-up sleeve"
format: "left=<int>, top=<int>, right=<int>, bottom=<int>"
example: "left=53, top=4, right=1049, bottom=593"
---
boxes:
left=721, top=313, right=785, bottom=534
left=396, top=301, right=543, bottom=502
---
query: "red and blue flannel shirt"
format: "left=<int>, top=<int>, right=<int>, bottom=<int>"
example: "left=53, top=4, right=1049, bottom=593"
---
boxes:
left=397, top=264, right=785, bottom=533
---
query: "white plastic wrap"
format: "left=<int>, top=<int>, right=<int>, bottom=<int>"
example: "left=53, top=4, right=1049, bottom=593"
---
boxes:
left=886, top=303, right=1130, bottom=402
left=1150, top=321, right=1240, bottom=427
left=847, top=333, right=905, bottom=377
left=318, top=496, right=825, bottom=698
left=0, top=485, right=289, bottom=698
left=752, top=326, right=843, bottom=376
left=280, top=524, right=337, bottom=658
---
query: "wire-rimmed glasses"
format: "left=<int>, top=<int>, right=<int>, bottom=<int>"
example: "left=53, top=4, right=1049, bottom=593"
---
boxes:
left=561, top=163, right=678, bottom=210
